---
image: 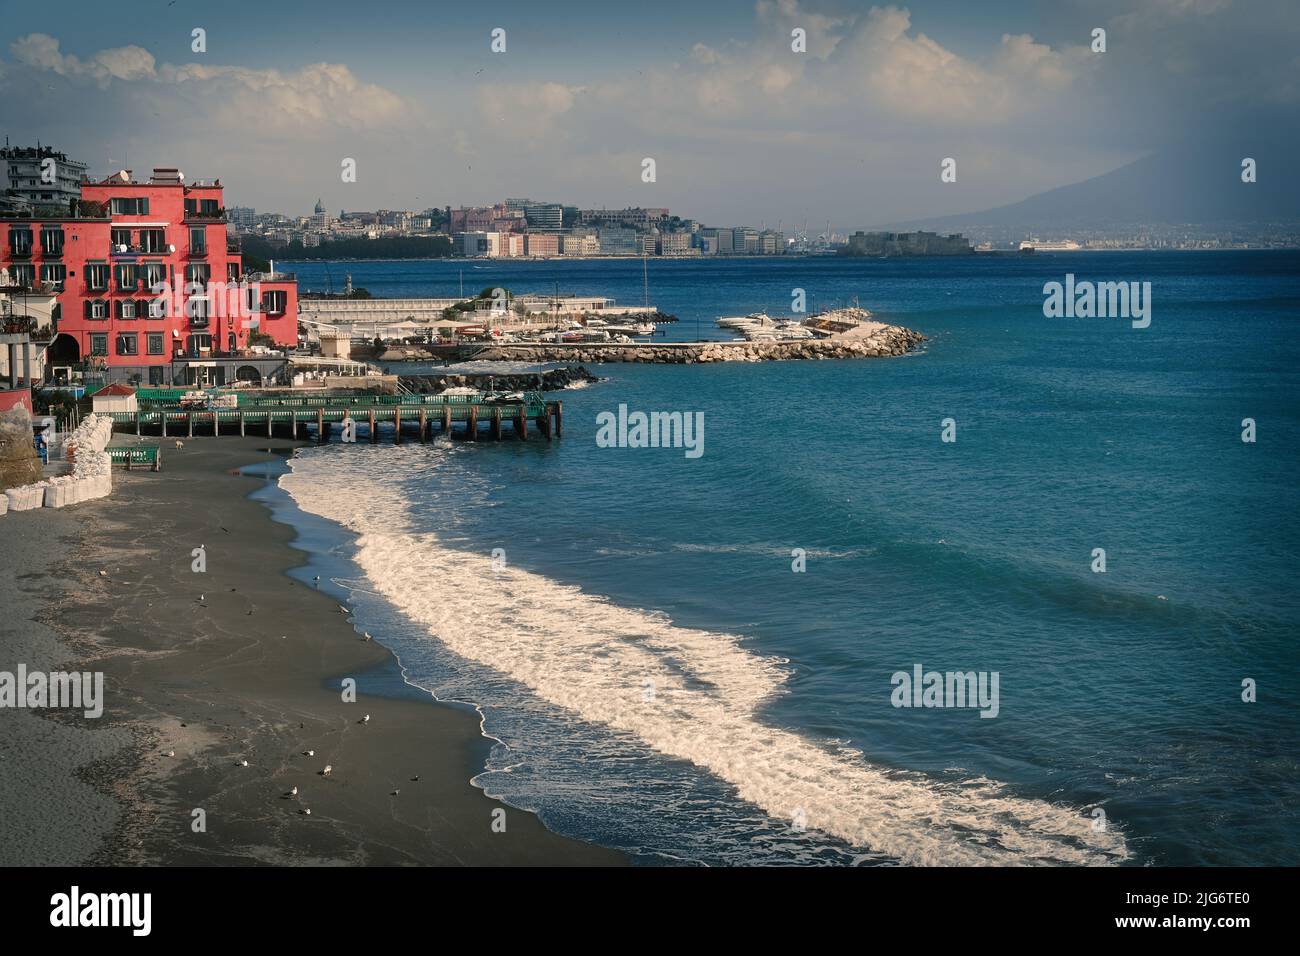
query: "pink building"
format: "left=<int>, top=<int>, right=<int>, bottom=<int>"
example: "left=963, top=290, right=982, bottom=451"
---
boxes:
left=0, top=167, right=299, bottom=386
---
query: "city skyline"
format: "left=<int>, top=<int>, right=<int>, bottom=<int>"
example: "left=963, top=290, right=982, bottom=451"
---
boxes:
left=3, top=0, right=1297, bottom=228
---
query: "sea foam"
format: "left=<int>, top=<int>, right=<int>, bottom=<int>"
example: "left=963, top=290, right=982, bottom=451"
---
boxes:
left=281, top=447, right=1129, bottom=866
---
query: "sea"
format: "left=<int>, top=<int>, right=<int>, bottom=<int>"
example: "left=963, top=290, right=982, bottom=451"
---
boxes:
left=256, top=251, right=1298, bottom=865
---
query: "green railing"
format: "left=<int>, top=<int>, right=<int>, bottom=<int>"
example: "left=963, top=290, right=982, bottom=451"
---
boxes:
left=107, top=446, right=161, bottom=470
left=126, top=390, right=545, bottom=411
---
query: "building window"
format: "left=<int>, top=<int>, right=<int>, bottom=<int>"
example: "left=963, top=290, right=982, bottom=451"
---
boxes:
left=148, top=297, right=167, bottom=319
left=86, top=263, right=109, bottom=291
left=140, top=229, right=166, bottom=253
left=189, top=226, right=207, bottom=256
left=8, top=227, right=33, bottom=256
left=40, top=263, right=66, bottom=289
left=185, top=263, right=211, bottom=285
left=11, top=264, right=35, bottom=286
left=88, top=300, right=109, bottom=320
left=115, top=264, right=138, bottom=292
left=111, top=228, right=132, bottom=249
left=119, top=300, right=137, bottom=319
left=111, top=197, right=149, bottom=215
left=147, top=333, right=164, bottom=355
left=116, top=333, right=139, bottom=356
left=149, top=366, right=165, bottom=385
left=40, top=228, right=65, bottom=256
left=227, top=262, right=241, bottom=282
left=90, top=333, right=108, bottom=356
left=185, top=198, right=220, bottom=218
left=262, top=290, right=288, bottom=315
left=188, top=298, right=210, bottom=325
left=189, top=333, right=212, bottom=355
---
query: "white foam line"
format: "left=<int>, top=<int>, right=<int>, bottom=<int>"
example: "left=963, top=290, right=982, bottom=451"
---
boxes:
left=281, top=449, right=1129, bottom=866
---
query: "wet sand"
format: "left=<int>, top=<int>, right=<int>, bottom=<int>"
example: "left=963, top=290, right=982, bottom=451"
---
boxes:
left=0, top=436, right=623, bottom=866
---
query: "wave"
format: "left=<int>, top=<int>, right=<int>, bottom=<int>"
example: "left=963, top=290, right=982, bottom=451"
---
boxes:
left=280, top=446, right=1129, bottom=866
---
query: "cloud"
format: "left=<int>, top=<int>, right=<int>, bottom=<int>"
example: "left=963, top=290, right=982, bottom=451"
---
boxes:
left=8, top=33, right=413, bottom=133
left=11, top=33, right=156, bottom=86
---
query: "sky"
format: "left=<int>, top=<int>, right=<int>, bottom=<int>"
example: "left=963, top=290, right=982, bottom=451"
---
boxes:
left=1, top=0, right=1296, bottom=229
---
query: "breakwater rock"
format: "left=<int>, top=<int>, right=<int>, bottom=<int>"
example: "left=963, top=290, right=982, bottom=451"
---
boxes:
left=469, top=326, right=926, bottom=364
left=401, top=365, right=601, bottom=394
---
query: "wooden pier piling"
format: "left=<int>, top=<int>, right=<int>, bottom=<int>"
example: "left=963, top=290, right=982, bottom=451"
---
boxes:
left=419, top=408, right=428, bottom=442
left=491, top=407, right=502, bottom=441
left=369, top=410, right=377, bottom=442
left=239, top=411, right=245, bottom=437
left=467, top=405, right=478, bottom=441
left=554, top=402, right=562, bottom=437
left=187, top=413, right=194, bottom=439
left=517, top=407, right=528, bottom=440
left=394, top=407, right=402, bottom=443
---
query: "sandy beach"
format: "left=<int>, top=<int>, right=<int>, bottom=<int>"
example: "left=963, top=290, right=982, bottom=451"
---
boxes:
left=0, top=436, right=623, bottom=866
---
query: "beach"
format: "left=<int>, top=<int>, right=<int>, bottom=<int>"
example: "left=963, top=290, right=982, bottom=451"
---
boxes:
left=0, top=436, right=622, bottom=866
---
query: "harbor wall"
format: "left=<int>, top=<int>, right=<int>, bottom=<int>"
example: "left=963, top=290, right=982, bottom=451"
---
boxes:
left=468, top=325, right=925, bottom=364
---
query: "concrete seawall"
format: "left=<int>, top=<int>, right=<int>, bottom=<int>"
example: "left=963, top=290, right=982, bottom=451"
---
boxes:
left=470, top=324, right=926, bottom=364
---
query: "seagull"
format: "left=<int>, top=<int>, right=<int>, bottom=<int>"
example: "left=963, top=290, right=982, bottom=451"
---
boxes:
left=165, top=750, right=175, bottom=758
left=301, top=808, right=311, bottom=815
left=238, top=759, right=249, bottom=767
left=289, top=786, right=298, bottom=796
left=411, top=775, right=421, bottom=782
left=303, top=749, right=315, bottom=757
left=98, top=570, right=108, bottom=577
left=361, top=714, right=370, bottom=723
left=390, top=789, right=400, bottom=796
left=362, top=632, right=372, bottom=642
left=322, top=764, right=332, bottom=776
left=338, top=605, right=349, bottom=614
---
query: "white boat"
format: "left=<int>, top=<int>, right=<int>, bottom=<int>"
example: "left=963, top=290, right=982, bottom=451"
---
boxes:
left=716, top=312, right=773, bottom=330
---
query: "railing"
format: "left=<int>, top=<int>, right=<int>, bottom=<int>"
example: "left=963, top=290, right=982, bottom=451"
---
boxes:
left=107, top=446, right=161, bottom=470
left=124, top=390, right=545, bottom=412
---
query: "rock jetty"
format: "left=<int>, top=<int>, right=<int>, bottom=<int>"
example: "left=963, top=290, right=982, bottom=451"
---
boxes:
left=470, top=324, right=925, bottom=364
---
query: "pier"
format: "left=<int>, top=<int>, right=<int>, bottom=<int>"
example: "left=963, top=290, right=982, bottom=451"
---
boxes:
left=103, top=392, right=563, bottom=443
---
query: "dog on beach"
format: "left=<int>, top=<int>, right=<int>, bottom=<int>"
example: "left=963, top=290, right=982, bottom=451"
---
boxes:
left=174, top=440, right=184, bottom=451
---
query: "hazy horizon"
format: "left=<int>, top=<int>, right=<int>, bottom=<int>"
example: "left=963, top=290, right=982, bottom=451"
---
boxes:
left=2, top=0, right=1297, bottom=226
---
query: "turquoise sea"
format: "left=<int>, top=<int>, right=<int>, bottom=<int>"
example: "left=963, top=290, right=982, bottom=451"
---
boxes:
left=266, top=252, right=1300, bottom=865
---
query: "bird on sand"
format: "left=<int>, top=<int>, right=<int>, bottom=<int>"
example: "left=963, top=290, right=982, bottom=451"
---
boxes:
left=303, top=749, right=315, bottom=757
left=361, top=714, right=370, bottom=724
left=288, top=786, right=298, bottom=796
left=238, top=759, right=249, bottom=767
left=322, top=764, right=333, bottom=776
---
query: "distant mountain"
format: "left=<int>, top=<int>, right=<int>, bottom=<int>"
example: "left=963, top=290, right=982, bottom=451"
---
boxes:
left=881, top=143, right=1300, bottom=232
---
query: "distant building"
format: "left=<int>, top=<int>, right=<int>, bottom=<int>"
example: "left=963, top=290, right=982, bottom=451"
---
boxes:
left=843, top=231, right=974, bottom=257
left=506, top=198, right=563, bottom=231
left=578, top=207, right=669, bottom=229
left=524, top=233, right=560, bottom=257
left=596, top=227, right=638, bottom=255
left=657, top=231, right=692, bottom=255
left=226, top=206, right=256, bottom=231
left=458, top=231, right=501, bottom=257
left=2, top=145, right=86, bottom=213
